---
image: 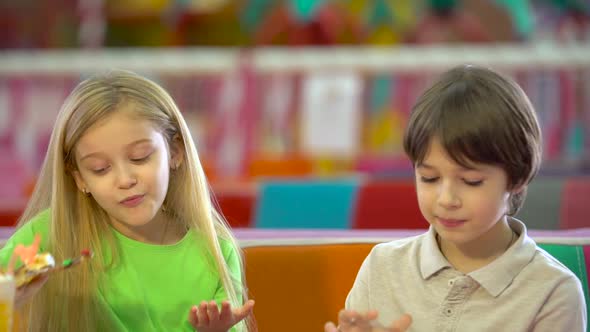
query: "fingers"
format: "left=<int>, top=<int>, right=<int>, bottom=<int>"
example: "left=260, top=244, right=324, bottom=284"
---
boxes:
left=218, top=301, right=232, bottom=322
left=390, top=314, right=412, bottom=332
left=197, top=301, right=211, bottom=326
left=188, top=305, right=198, bottom=327
left=329, top=310, right=412, bottom=332
left=324, top=322, right=339, bottom=332
left=334, top=309, right=411, bottom=332
left=188, top=300, right=255, bottom=330
left=338, top=309, right=375, bottom=330
left=338, top=309, right=358, bottom=327
left=207, top=300, right=220, bottom=322
left=189, top=301, right=219, bottom=328
left=232, top=299, right=255, bottom=322
left=365, top=310, right=379, bottom=321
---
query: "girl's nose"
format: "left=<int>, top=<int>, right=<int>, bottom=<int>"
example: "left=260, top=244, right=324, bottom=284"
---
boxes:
left=116, top=166, right=138, bottom=189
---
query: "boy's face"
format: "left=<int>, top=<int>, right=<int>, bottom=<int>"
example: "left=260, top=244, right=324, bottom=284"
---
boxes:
left=72, top=105, right=182, bottom=242
left=415, top=138, right=512, bottom=246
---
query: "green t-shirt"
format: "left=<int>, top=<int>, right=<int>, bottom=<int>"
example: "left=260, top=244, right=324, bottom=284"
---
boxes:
left=0, top=210, right=243, bottom=331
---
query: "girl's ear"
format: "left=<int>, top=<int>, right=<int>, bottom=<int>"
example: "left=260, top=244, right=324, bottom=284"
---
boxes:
left=72, top=169, right=88, bottom=193
left=169, top=134, right=185, bottom=169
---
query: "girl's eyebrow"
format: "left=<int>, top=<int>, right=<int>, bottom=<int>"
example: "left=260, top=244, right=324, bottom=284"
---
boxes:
left=79, top=138, right=153, bottom=161
left=79, top=151, right=104, bottom=162
left=125, top=138, right=153, bottom=149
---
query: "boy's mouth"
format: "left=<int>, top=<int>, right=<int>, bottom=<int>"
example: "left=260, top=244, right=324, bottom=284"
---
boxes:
left=436, top=217, right=466, bottom=227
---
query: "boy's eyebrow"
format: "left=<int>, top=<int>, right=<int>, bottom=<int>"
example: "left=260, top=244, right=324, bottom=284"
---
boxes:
left=416, top=162, right=434, bottom=169
left=79, top=138, right=153, bottom=161
left=417, top=162, right=484, bottom=172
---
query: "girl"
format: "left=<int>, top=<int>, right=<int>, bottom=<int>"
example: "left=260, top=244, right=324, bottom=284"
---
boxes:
left=326, top=65, right=586, bottom=331
left=0, top=70, right=254, bottom=331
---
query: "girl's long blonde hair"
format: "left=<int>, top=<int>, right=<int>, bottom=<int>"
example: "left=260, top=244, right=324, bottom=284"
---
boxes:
left=17, top=70, right=250, bottom=331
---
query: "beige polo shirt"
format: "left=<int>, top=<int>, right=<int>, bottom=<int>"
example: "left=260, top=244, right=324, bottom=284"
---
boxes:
left=346, top=218, right=587, bottom=331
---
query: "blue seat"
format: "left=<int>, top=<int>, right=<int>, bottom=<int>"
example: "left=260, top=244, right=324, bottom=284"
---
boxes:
left=254, top=179, right=359, bottom=229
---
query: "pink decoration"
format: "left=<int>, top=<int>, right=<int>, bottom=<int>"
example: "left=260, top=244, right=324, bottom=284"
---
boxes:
left=13, top=234, right=41, bottom=266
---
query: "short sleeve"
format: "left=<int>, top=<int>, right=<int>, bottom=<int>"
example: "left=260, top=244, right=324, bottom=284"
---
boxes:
left=212, top=239, right=243, bottom=303
left=532, top=275, right=587, bottom=331
left=216, top=239, right=244, bottom=332
left=345, top=250, right=372, bottom=312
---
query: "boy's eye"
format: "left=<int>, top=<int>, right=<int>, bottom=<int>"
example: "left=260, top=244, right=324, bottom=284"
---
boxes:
left=420, top=176, right=439, bottom=183
left=464, top=179, right=483, bottom=186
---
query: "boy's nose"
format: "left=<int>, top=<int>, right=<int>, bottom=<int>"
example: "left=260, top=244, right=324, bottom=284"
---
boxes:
left=437, top=184, right=461, bottom=208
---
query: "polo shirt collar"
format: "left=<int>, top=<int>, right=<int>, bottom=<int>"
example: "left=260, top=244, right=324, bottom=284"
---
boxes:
left=469, top=218, right=537, bottom=297
left=419, top=218, right=537, bottom=298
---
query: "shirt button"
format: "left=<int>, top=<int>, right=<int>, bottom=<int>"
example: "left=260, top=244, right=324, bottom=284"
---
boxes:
left=448, top=280, right=454, bottom=286
left=444, top=308, right=453, bottom=316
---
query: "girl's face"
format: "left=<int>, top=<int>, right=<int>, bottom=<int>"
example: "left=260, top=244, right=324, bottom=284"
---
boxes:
left=415, top=138, right=514, bottom=246
left=72, top=104, right=182, bottom=242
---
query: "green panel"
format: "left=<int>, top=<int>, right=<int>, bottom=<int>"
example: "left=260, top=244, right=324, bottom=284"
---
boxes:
left=539, top=243, right=589, bottom=331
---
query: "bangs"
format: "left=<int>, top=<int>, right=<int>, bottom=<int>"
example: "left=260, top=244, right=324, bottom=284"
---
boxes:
left=436, top=82, right=507, bottom=169
left=407, top=79, right=510, bottom=170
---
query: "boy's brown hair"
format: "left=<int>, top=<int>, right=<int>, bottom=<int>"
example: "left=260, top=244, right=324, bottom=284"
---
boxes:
left=403, top=65, right=542, bottom=215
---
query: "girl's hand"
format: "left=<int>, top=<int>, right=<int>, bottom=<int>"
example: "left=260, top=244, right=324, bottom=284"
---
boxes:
left=188, top=299, right=255, bottom=332
left=324, top=309, right=412, bottom=332
left=15, top=274, right=49, bottom=309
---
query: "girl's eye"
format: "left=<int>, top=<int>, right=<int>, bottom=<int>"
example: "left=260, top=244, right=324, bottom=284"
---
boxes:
left=420, top=176, right=439, bottom=183
left=131, top=155, right=150, bottom=163
left=464, top=179, right=484, bottom=186
left=92, top=167, right=108, bottom=175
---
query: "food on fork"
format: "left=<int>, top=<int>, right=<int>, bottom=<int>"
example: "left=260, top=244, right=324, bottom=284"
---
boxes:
left=2, top=235, right=92, bottom=288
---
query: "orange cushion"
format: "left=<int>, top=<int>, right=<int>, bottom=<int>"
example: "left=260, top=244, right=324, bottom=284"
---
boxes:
left=244, top=243, right=374, bottom=332
left=247, top=157, right=313, bottom=178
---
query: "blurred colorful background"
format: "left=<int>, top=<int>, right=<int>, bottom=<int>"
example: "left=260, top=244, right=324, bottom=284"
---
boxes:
left=1, top=0, right=589, bottom=230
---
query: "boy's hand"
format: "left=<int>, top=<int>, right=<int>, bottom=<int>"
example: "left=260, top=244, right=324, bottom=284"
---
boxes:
left=188, top=299, right=254, bottom=332
left=324, top=309, right=412, bottom=332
